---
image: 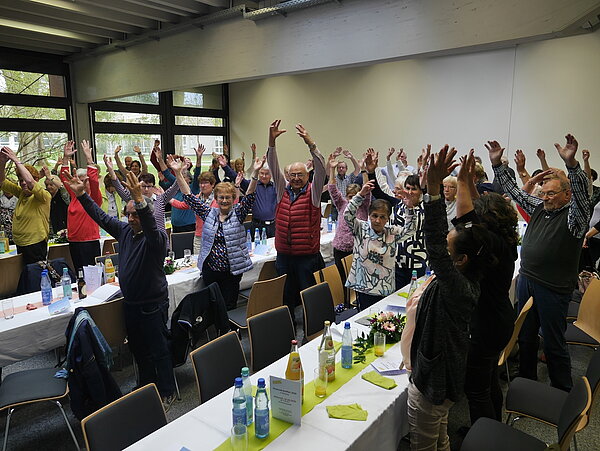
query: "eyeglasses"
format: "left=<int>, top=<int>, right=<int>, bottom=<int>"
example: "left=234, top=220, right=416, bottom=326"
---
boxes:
left=140, top=184, right=154, bottom=189
left=289, top=173, right=306, bottom=179
left=539, top=189, right=565, bottom=198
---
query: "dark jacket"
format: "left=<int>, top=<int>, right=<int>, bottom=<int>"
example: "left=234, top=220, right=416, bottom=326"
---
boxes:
left=411, top=199, right=479, bottom=405
left=170, top=282, right=230, bottom=367
left=64, top=308, right=122, bottom=420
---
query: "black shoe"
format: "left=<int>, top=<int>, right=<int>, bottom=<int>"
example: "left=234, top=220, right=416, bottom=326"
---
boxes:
left=162, top=393, right=176, bottom=413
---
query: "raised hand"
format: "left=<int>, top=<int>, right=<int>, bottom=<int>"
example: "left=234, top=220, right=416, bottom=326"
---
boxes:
left=250, top=143, right=256, bottom=155
left=269, top=120, right=287, bottom=147
left=63, top=171, right=86, bottom=197
left=253, top=155, right=266, bottom=172
left=296, top=124, right=315, bottom=147
left=241, top=151, right=245, bottom=161
left=114, top=145, right=122, bottom=155
left=398, top=148, right=408, bottom=164
left=327, top=153, right=338, bottom=168
left=192, top=143, right=204, bottom=160
left=582, top=149, right=590, bottom=161
left=133, top=145, right=142, bottom=155
left=41, top=165, right=51, bottom=180
left=122, top=171, right=143, bottom=202
left=554, top=133, right=578, bottom=168
left=153, top=143, right=164, bottom=160
left=457, top=150, right=476, bottom=184
left=425, top=145, right=457, bottom=195
left=529, top=168, right=554, bottom=186
left=333, top=147, right=343, bottom=158
left=306, top=158, right=314, bottom=171
left=485, top=140, right=504, bottom=166
left=223, top=144, right=229, bottom=156
left=1, top=146, right=19, bottom=163
left=103, top=154, right=116, bottom=174
left=536, top=148, right=546, bottom=160
left=167, top=154, right=184, bottom=173
left=63, top=140, right=77, bottom=158
left=359, top=180, right=375, bottom=197
left=217, top=154, right=228, bottom=167
left=235, top=171, right=244, bottom=187
left=387, top=147, right=396, bottom=161
left=364, top=148, right=378, bottom=173
left=81, top=139, right=94, bottom=164
left=514, top=149, right=526, bottom=172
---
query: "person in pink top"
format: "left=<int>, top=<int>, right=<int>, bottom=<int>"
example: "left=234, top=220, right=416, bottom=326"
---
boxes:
left=60, top=140, right=103, bottom=271
left=327, top=152, right=369, bottom=287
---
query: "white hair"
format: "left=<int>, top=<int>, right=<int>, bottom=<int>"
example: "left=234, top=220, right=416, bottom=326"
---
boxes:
left=76, top=168, right=87, bottom=178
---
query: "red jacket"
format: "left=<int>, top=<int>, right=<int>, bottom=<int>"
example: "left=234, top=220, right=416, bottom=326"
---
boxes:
left=61, top=165, right=102, bottom=242
left=275, top=184, right=320, bottom=255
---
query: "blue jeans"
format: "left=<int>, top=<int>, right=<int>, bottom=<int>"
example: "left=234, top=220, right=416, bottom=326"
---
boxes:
left=123, top=300, right=176, bottom=397
left=516, top=274, right=572, bottom=391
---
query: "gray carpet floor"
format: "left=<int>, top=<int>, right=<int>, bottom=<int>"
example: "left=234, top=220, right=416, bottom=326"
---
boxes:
left=1, top=304, right=599, bottom=451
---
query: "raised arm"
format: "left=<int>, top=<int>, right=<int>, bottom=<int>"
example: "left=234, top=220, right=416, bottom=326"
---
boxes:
left=343, top=148, right=360, bottom=177
left=246, top=155, right=266, bottom=196
left=582, top=149, right=593, bottom=196
left=514, top=149, right=531, bottom=186
left=536, top=148, right=550, bottom=171
left=2, top=146, right=36, bottom=191
left=114, top=146, right=127, bottom=175
left=266, top=119, right=288, bottom=202
left=246, top=143, right=257, bottom=173
left=456, top=150, right=477, bottom=218
left=296, top=124, right=325, bottom=207
left=134, top=146, right=148, bottom=174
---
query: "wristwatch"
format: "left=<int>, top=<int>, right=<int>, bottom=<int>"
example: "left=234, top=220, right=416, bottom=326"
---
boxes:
left=423, top=193, right=441, bottom=203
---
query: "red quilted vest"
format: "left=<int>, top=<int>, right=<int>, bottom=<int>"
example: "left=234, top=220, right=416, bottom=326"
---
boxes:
left=275, top=184, right=321, bottom=255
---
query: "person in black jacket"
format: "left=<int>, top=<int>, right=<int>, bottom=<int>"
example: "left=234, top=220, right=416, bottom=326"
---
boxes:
left=63, top=171, right=176, bottom=408
left=407, top=146, right=497, bottom=451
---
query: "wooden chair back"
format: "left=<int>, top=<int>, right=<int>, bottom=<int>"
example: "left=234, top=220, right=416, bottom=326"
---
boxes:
left=498, top=297, right=533, bottom=366
left=314, top=265, right=344, bottom=307
left=341, top=254, right=356, bottom=306
left=573, top=278, right=600, bottom=343
left=257, top=260, right=279, bottom=282
left=47, top=243, right=74, bottom=272
left=85, top=297, right=127, bottom=349
left=322, top=202, right=332, bottom=218
left=102, top=238, right=116, bottom=256
left=0, top=253, right=23, bottom=298
left=246, top=274, right=287, bottom=318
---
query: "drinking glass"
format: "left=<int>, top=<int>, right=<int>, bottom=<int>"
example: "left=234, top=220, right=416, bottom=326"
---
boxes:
left=374, top=332, right=386, bottom=357
left=230, top=423, right=248, bottom=451
left=168, top=250, right=175, bottom=261
left=2, top=299, right=14, bottom=320
left=314, top=368, right=328, bottom=398
left=183, top=249, right=192, bottom=265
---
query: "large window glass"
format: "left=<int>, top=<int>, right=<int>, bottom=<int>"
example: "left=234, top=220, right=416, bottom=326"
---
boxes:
left=0, top=69, right=66, bottom=97
left=110, top=93, right=159, bottom=105
left=94, top=133, right=162, bottom=179
left=0, top=105, right=67, bottom=120
left=174, top=134, right=224, bottom=170
left=94, top=111, right=161, bottom=124
left=0, top=131, right=68, bottom=168
left=173, top=86, right=222, bottom=109
left=174, top=116, right=223, bottom=127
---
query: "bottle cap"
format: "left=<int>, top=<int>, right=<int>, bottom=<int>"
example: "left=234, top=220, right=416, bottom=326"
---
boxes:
left=234, top=377, right=243, bottom=387
left=344, top=322, right=350, bottom=329
left=291, top=339, right=298, bottom=345
left=257, top=378, right=266, bottom=388
left=324, top=320, right=330, bottom=326
left=241, top=367, right=249, bottom=377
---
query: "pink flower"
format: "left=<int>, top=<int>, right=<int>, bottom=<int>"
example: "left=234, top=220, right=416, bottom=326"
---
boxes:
left=383, top=321, right=396, bottom=332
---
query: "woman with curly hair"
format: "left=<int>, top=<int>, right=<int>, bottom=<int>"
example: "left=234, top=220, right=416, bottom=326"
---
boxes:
left=455, top=151, right=518, bottom=432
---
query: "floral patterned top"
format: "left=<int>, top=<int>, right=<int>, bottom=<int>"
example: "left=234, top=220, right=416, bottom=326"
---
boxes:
left=328, top=183, right=370, bottom=252
left=344, top=193, right=415, bottom=296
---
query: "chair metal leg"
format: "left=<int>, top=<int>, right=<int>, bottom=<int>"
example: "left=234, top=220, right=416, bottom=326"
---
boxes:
left=510, top=416, right=521, bottom=427
left=53, top=400, right=80, bottom=450
left=174, top=371, right=181, bottom=401
left=2, top=408, right=14, bottom=451
left=574, top=434, right=579, bottom=451
left=505, top=361, right=511, bottom=384
left=505, top=413, right=512, bottom=425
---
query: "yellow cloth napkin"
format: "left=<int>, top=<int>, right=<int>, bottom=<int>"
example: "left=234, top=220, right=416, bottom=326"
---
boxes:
left=361, top=370, right=398, bottom=390
left=326, top=403, right=368, bottom=421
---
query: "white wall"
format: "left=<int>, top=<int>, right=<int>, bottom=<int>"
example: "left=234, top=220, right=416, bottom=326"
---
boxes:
left=229, top=31, right=600, bottom=176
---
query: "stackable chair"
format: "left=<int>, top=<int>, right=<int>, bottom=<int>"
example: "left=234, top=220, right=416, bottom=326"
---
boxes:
left=248, top=306, right=295, bottom=372
left=300, top=282, right=335, bottom=342
left=313, top=264, right=345, bottom=307
left=565, top=278, right=600, bottom=348
left=170, top=231, right=194, bottom=259
left=498, top=297, right=533, bottom=383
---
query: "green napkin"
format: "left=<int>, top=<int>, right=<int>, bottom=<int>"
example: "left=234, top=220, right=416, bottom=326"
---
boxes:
left=326, top=403, right=368, bottom=421
left=361, top=370, right=398, bottom=390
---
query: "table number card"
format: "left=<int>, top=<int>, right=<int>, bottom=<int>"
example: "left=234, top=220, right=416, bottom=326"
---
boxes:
left=270, top=376, right=302, bottom=425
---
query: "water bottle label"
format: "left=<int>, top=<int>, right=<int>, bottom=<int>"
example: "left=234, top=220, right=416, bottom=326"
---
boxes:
left=63, top=284, right=72, bottom=299
left=42, top=290, right=52, bottom=306
left=341, top=346, right=352, bottom=368
left=246, top=395, right=253, bottom=425
left=232, top=408, right=247, bottom=426
left=255, top=410, right=270, bottom=438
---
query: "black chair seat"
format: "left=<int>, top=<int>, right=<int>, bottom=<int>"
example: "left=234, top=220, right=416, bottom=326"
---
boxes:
left=0, top=368, right=67, bottom=410
left=567, top=301, right=580, bottom=319
left=505, top=377, right=567, bottom=426
left=461, top=418, right=547, bottom=451
left=565, top=323, right=599, bottom=346
left=228, top=305, right=247, bottom=329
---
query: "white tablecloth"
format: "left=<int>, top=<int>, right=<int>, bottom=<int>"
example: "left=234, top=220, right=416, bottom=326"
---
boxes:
left=0, top=233, right=336, bottom=368
left=126, top=291, right=411, bottom=451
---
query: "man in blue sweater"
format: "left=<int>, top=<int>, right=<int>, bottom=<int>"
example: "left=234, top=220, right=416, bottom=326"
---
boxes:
left=63, top=171, right=176, bottom=408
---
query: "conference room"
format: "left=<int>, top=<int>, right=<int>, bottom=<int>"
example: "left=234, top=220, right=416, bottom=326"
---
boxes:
left=1, top=0, right=600, bottom=450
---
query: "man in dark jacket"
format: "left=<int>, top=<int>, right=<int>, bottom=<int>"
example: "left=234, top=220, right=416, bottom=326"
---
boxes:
left=63, top=171, right=176, bottom=408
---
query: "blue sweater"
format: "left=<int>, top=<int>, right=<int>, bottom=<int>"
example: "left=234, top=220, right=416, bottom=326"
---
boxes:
left=162, top=168, right=197, bottom=227
left=78, top=193, right=168, bottom=305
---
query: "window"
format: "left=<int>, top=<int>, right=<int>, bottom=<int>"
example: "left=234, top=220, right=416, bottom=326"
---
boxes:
left=110, top=93, right=159, bottom=105
left=175, top=116, right=223, bottom=127
left=0, top=69, right=66, bottom=97
left=173, top=86, right=222, bottom=109
left=94, top=111, right=160, bottom=124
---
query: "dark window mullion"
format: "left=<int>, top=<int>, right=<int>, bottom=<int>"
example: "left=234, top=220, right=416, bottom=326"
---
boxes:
left=172, top=125, right=227, bottom=136
left=0, top=93, right=70, bottom=108
left=90, top=101, right=161, bottom=115
left=0, top=118, right=70, bottom=133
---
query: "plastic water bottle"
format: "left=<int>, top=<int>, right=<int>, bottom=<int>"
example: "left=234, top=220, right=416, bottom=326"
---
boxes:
left=407, top=270, right=418, bottom=298
left=241, top=367, right=253, bottom=426
left=261, top=227, right=267, bottom=245
left=254, top=228, right=260, bottom=249
left=41, top=269, right=53, bottom=306
left=341, top=322, right=353, bottom=369
left=61, top=267, right=72, bottom=299
left=232, top=377, right=247, bottom=426
left=246, top=229, right=252, bottom=252
left=327, top=214, right=333, bottom=232
left=254, top=378, right=270, bottom=439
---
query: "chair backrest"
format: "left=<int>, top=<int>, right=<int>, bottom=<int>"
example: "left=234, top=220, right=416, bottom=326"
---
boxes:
left=170, top=231, right=195, bottom=259
left=301, top=282, right=336, bottom=342
left=190, top=331, right=247, bottom=404
left=322, top=202, right=332, bottom=218
left=576, top=348, right=600, bottom=431
left=498, top=297, right=533, bottom=366
left=557, top=376, right=592, bottom=451
left=248, top=306, right=295, bottom=372
left=341, top=254, right=356, bottom=306
left=47, top=243, right=74, bottom=273
left=101, top=238, right=116, bottom=256
left=81, top=383, right=167, bottom=451
left=257, top=260, right=279, bottom=282
left=573, top=278, right=600, bottom=343
left=313, top=264, right=344, bottom=307
left=85, top=298, right=126, bottom=349
left=0, top=253, right=23, bottom=298
left=246, top=274, right=286, bottom=318
left=95, top=253, right=119, bottom=272
left=112, top=241, right=119, bottom=254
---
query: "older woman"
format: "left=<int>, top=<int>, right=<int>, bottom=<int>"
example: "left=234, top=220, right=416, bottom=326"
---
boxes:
left=42, top=166, right=70, bottom=234
left=169, top=154, right=264, bottom=310
left=443, top=175, right=457, bottom=230
left=60, top=140, right=103, bottom=271
left=0, top=147, right=51, bottom=263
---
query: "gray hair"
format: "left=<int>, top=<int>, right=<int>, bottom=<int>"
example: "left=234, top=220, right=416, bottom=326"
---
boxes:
left=76, top=168, right=87, bottom=178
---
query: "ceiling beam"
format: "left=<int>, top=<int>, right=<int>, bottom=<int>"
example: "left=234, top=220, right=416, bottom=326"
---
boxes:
left=75, top=0, right=182, bottom=23
left=0, top=35, right=76, bottom=55
left=126, top=0, right=208, bottom=16
left=0, top=8, right=125, bottom=40
left=26, top=0, right=158, bottom=28
left=0, top=19, right=107, bottom=45
left=0, top=26, right=100, bottom=48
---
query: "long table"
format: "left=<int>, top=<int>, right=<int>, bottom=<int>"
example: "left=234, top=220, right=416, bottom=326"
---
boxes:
left=125, top=291, right=411, bottom=451
left=0, top=233, right=335, bottom=368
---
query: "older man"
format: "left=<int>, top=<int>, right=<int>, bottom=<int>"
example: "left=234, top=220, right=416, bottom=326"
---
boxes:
left=248, top=165, right=277, bottom=238
left=488, top=134, right=589, bottom=391
left=63, top=170, right=176, bottom=409
left=329, top=147, right=360, bottom=221
left=267, top=120, right=326, bottom=315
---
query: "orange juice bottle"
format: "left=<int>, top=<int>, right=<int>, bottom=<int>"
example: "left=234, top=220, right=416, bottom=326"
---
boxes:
left=319, top=321, right=336, bottom=382
left=285, top=339, right=304, bottom=401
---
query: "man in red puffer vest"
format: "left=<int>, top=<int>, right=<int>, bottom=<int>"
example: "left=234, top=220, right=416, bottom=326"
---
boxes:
left=266, top=120, right=326, bottom=322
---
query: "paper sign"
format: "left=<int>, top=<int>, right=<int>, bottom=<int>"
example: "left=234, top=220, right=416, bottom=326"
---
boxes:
left=48, top=297, right=71, bottom=315
left=270, top=376, right=302, bottom=425
left=386, top=304, right=406, bottom=314
left=371, top=360, right=407, bottom=377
